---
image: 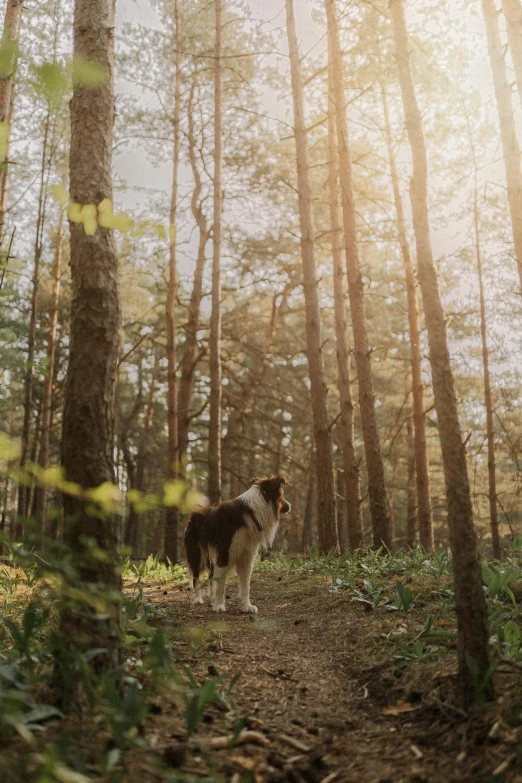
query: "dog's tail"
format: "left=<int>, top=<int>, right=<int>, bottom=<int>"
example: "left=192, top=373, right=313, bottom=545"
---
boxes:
left=184, top=511, right=206, bottom=587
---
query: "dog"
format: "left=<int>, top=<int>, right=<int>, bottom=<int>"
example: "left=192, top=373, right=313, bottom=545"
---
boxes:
left=184, top=475, right=291, bottom=613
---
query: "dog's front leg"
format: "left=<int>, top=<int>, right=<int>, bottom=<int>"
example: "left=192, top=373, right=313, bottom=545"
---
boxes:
left=212, top=566, right=228, bottom=612
left=237, top=556, right=258, bottom=613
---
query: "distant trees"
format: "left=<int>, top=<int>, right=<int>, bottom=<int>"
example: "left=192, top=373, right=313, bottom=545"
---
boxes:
left=482, top=0, right=522, bottom=293
left=381, top=86, right=433, bottom=550
left=0, top=0, right=23, bottom=246
left=1, top=0, right=520, bottom=571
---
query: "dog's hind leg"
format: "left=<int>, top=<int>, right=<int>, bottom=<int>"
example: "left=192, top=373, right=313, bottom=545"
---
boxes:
left=237, top=554, right=258, bottom=613
left=187, top=566, right=204, bottom=605
left=209, top=562, right=216, bottom=604
left=211, top=565, right=229, bottom=613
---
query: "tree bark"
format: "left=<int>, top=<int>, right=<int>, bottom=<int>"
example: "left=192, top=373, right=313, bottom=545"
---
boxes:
left=327, top=55, right=362, bottom=550
left=502, top=0, right=522, bottom=109
left=471, top=138, right=500, bottom=559
left=286, top=0, right=337, bottom=553
left=326, top=0, right=391, bottom=549
left=177, top=82, right=210, bottom=466
left=59, top=0, right=122, bottom=696
left=381, top=85, right=434, bottom=550
left=390, top=0, right=492, bottom=706
left=164, top=0, right=181, bottom=563
left=208, top=0, right=223, bottom=504
left=33, top=208, right=64, bottom=533
left=482, top=0, right=522, bottom=292
left=0, top=0, right=23, bottom=247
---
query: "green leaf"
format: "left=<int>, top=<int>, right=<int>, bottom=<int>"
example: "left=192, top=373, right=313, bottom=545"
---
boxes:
left=72, top=55, right=108, bottom=88
left=32, top=62, right=68, bottom=101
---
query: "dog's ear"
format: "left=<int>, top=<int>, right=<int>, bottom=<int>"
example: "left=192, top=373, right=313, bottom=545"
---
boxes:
left=250, top=476, right=266, bottom=486
left=272, top=475, right=288, bottom=487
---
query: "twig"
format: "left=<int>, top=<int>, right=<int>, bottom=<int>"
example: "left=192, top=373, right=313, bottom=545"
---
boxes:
left=260, top=665, right=299, bottom=682
left=193, top=730, right=270, bottom=749
left=279, top=734, right=311, bottom=753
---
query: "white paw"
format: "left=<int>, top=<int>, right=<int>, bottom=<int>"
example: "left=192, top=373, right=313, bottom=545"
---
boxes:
left=212, top=603, right=227, bottom=613
left=192, top=595, right=204, bottom=605
left=240, top=603, right=258, bottom=614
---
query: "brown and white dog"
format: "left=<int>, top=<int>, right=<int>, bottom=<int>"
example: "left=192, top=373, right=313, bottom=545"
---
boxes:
left=184, top=476, right=291, bottom=613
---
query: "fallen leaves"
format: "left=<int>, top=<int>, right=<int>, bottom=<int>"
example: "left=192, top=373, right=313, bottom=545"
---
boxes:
left=381, top=700, right=416, bottom=716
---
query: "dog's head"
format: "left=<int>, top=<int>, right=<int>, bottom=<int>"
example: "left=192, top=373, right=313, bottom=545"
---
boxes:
left=252, top=475, right=291, bottom=517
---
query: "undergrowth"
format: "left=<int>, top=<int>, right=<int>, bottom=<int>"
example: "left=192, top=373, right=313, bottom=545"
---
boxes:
left=1, top=540, right=522, bottom=780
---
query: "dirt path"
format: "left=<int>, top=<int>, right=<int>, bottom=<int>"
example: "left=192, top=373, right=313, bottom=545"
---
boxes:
left=130, top=569, right=522, bottom=783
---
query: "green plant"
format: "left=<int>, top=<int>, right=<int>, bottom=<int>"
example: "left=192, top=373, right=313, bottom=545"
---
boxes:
left=395, top=581, right=414, bottom=614
left=0, top=600, right=50, bottom=664
left=482, top=564, right=520, bottom=607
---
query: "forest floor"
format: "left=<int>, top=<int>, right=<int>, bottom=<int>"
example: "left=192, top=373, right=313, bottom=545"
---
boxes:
left=122, top=563, right=522, bottom=783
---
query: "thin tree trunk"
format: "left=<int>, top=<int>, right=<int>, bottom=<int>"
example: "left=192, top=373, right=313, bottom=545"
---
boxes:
left=387, top=452, right=399, bottom=545
left=471, top=139, right=500, bottom=559
left=390, top=0, right=491, bottom=706
left=0, top=0, right=23, bottom=247
left=124, top=367, right=157, bottom=556
left=327, top=55, right=362, bottom=550
left=303, top=449, right=316, bottom=551
left=406, top=416, right=417, bottom=548
left=18, top=108, right=52, bottom=523
left=326, top=0, right=391, bottom=549
left=208, top=0, right=223, bottom=504
left=33, top=209, right=64, bottom=533
left=177, top=83, right=210, bottom=466
left=164, top=0, right=181, bottom=563
left=482, top=0, right=522, bottom=292
left=502, top=0, right=522, bottom=109
left=59, top=0, right=122, bottom=698
left=381, top=85, right=434, bottom=550
left=286, top=0, right=337, bottom=553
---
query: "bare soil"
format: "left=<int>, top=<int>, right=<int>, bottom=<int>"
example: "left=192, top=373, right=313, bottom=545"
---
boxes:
left=125, top=568, right=522, bottom=783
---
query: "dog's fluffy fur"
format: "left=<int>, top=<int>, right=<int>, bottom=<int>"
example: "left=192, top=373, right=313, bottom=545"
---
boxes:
left=184, top=476, right=291, bottom=613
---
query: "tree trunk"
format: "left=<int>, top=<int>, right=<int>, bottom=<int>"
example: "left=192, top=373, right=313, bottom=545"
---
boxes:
left=327, top=55, right=362, bottom=550
left=124, top=367, right=157, bottom=556
left=406, top=416, right=417, bottom=548
left=164, top=0, right=181, bottom=563
left=390, top=0, right=491, bottom=706
left=18, top=108, right=52, bottom=524
left=208, top=0, right=223, bottom=505
left=59, top=0, right=122, bottom=698
left=502, top=0, right=522, bottom=108
left=326, top=0, right=391, bottom=549
left=0, top=0, right=23, bottom=247
left=33, top=208, right=64, bottom=533
left=482, top=0, right=522, bottom=292
left=471, top=140, right=500, bottom=559
left=381, top=85, right=434, bottom=550
left=177, top=82, right=210, bottom=466
left=286, top=0, right=337, bottom=553
left=303, top=449, right=316, bottom=551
